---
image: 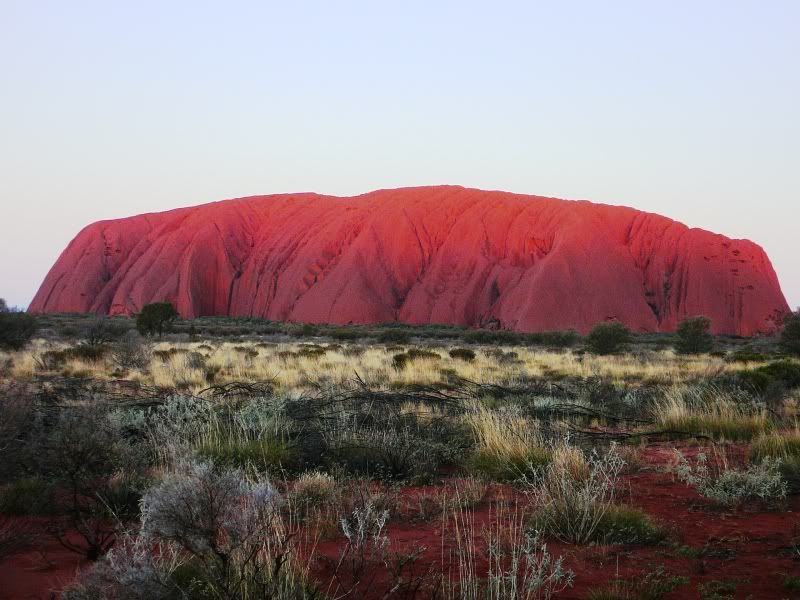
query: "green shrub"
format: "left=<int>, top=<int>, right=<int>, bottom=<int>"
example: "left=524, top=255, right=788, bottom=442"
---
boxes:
left=448, top=347, right=476, bottom=362
left=781, top=311, right=800, bottom=356
left=329, top=328, right=360, bottom=341
left=586, top=321, right=632, bottom=355
left=738, top=360, right=800, bottom=393
left=463, top=330, right=522, bottom=345
left=523, top=330, right=580, bottom=348
left=136, top=302, right=179, bottom=337
left=0, top=308, right=37, bottom=350
left=675, top=316, right=714, bottom=354
left=378, top=330, right=411, bottom=344
left=298, top=323, right=319, bottom=337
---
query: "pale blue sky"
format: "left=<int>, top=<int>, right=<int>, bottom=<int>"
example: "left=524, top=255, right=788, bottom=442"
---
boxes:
left=1, top=1, right=797, bottom=309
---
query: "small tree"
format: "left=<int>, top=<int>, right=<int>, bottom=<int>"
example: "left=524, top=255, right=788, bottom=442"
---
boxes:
left=0, top=299, right=37, bottom=350
left=35, top=408, right=149, bottom=560
left=781, top=311, right=800, bottom=356
left=586, top=321, right=632, bottom=355
left=136, top=303, right=178, bottom=337
left=675, top=315, right=714, bottom=354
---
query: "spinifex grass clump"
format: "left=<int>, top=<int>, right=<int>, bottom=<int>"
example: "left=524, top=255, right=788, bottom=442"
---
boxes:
left=653, top=386, right=772, bottom=441
left=465, top=405, right=551, bottom=481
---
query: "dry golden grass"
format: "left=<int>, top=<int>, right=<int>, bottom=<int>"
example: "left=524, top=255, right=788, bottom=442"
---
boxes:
left=1, top=337, right=773, bottom=396
left=653, top=386, right=772, bottom=441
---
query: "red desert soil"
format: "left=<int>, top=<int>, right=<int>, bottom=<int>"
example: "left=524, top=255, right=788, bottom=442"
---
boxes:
left=29, top=186, right=788, bottom=335
left=4, top=445, right=798, bottom=599
left=0, top=521, right=86, bottom=599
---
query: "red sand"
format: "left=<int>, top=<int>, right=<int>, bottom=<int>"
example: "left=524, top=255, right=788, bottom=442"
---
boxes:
left=3, top=451, right=799, bottom=598
left=29, top=186, right=788, bottom=335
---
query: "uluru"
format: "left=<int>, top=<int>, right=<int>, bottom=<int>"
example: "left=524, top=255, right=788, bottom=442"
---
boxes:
left=29, top=186, right=789, bottom=335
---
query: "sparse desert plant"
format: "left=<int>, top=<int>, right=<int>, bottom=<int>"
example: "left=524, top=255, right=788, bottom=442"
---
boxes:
left=781, top=311, right=800, bottom=356
left=111, top=331, right=151, bottom=371
left=291, top=470, right=340, bottom=508
left=675, top=316, right=714, bottom=355
left=586, top=321, right=632, bottom=355
left=136, top=302, right=179, bottom=337
left=82, top=316, right=129, bottom=347
left=142, top=461, right=312, bottom=598
left=450, top=502, right=574, bottom=600
left=673, top=450, right=787, bottom=507
left=526, top=443, right=626, bottom=544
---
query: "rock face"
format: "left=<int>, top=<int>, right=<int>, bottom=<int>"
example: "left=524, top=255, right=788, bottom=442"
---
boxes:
left=30, top=186, right=788, bottom=335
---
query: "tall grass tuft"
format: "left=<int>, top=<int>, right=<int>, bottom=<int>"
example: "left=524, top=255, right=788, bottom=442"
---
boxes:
left=465, top=406, right=550, bottom=480
left=653, top=386, right=772, bottom=441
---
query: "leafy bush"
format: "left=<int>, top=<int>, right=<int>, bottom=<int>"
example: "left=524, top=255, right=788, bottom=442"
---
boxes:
left=449, top=347, right=476, bottom=362
left=781, top=311, right=800, bottom=356
left=586, top=322, right=632, bottom=355
left=674, top=450, right=787, bottom=507
left=675, top=316, right=714, bottom=354
left=136, top=302, right=179, bottom=337
left=0, top=307, right=37, bottom=350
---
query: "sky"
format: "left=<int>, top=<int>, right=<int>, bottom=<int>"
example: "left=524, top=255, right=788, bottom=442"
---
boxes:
left=1, top=1, right=797, bottom=309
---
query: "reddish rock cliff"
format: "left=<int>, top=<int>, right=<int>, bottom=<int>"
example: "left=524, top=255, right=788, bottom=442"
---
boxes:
left=29, top=186, right=788, bottom=335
